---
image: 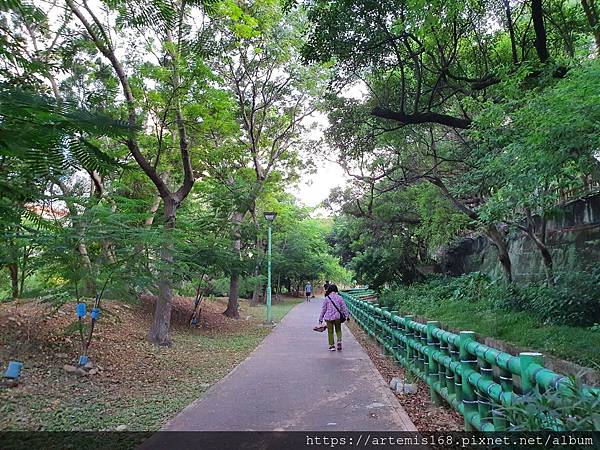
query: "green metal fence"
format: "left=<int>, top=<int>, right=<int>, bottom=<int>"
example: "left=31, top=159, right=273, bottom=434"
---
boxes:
left=341, top=288, right=599, bottom=431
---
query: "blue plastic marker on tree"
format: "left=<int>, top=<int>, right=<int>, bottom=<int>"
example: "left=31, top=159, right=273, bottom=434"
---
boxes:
left=78, top=355, right=89, bottom=366
left=4, top=361, right=23, bottom=379
left=76, top=303, right=87, bottom=318
left=91, top=307, right=100, bottom=320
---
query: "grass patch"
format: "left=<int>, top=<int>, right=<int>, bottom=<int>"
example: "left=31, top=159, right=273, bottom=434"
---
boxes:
left=399, top=299, right=600, bottom=367
left=242, top=298, right=303, bottom=323
left=382, top=274, right=600, bottom=368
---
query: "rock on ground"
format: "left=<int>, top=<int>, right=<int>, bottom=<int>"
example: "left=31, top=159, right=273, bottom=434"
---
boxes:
left=63, top=364, right=78, bottom=373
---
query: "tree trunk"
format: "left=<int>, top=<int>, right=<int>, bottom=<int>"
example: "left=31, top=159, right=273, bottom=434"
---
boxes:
left=19, top=246, right=29, bottom=297
left=486, top=225, right=513, bottom=283
left=531, top=0, right=549, bottom=63
left=67, top=1, right=195, bottom=345
left=8, top=264, right=19, bottom=299
left=504, top=0, right=519, bottom=64
left=528, top=229, right=554, bottom=285
left=524, top=213, right=554, bottom=285
left=224, top=272, right=241, bottom=318
left=250, top=273, right=262, bottom=307
left=224, top=211, right=244, bottom=318
left=148, top=198, right=177, bottom=346
left=581, top=0, right=600, bottom=56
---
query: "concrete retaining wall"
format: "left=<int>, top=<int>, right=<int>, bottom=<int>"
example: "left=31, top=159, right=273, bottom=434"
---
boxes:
left=440, top=192, right=600, bottom=282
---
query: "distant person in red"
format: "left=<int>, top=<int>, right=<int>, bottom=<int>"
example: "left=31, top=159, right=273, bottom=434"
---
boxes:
left=318, top=284, right=350, bottom=351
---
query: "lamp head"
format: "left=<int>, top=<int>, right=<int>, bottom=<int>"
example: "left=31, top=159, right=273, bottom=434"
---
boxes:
left=263, top=211, right=277, bottom=222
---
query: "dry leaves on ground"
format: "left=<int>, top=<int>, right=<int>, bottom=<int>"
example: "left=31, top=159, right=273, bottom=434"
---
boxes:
left=347, top=321, right=463, bottom=432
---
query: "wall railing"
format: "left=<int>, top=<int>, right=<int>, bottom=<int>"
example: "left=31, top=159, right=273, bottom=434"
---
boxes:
left=341, top=288, right=599, bottom=431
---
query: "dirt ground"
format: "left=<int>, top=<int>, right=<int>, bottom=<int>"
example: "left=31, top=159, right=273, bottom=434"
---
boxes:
left=0, top=295, right=298, bottom=431
left=347, top=321, right=463, bottom=432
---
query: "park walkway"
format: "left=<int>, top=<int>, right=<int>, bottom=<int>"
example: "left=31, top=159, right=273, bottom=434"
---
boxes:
left=160, top=299, right=415, bottom=432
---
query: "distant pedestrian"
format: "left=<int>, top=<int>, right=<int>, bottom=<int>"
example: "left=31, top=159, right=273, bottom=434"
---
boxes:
left=304, top=282, right=312, bottom=302
left=318, top=284, right=350, bottom=351
left=323, top=280, right=330, bottom=296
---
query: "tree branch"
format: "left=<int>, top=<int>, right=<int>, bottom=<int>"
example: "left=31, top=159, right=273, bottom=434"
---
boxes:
left=66, top=0, right=171, bottom=200
left=371, top=106, right=471, bottom=129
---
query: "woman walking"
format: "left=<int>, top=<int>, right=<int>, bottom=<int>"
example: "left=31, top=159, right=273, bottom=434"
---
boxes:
left=318, top=284, right=350, bottom=351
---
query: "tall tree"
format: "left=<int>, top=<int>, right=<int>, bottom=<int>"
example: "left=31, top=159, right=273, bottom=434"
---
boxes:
left=213, top=0, right=328, bottom=317
left=65, top=0, right=228, bottom=344
left=300, top=0, right=599, bottom=282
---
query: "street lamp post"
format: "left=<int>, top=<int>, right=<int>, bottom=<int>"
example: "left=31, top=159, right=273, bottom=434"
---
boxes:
left=263, top=211, right=277, bottom=324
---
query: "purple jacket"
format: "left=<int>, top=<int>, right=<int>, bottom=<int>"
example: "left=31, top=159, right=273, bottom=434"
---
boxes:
left=319, top=293, right=350, bottom=322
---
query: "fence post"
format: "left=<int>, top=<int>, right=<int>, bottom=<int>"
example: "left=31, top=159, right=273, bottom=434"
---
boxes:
left=427, top=321, right=442, bottom=405
left=376, top=305, right=383, bottom=336
left=413, top=326, right=422, bottom=373
left=414, top=326, right=422, bottom=372
left=460, top=331, right=478, bottom=431
left=404, top=315, right=414, bottom=371
left=449, top=339, right=459, bottom=399
left=435, top=331, right=445, bottom=396
left=478, top=352, right=493, bottom=428
left=494, top=367, right=512, bottom=431
left=519, top=352, right=543, bottom=394
left=390, top=309, right=400, bottom=355
left=381, top=307, right=389, bottom=355
left=439, top=335, right=449, bottom=393
left=419, top=326, right=427, bottom=373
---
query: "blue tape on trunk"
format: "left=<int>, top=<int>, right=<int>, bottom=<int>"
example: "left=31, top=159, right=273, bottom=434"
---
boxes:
left=76, top=303, right=87, bottom=318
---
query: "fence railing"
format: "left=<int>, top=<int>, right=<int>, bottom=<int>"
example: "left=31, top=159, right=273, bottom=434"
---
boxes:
left=341, top=288, right=599, bottom=432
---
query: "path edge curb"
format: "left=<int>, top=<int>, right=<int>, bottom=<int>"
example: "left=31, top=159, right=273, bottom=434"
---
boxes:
left=343, top=323, right=418, bottom=432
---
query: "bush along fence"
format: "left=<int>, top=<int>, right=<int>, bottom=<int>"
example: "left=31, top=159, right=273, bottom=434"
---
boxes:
left=341, top=289, right=599, bottom=431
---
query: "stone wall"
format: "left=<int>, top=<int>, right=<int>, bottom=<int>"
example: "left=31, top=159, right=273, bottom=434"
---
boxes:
left=439, top=192, right=600, bottom=282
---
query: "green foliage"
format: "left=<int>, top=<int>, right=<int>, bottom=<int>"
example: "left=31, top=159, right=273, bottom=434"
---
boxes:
left=502, top=380, right=600, bottom=431
left=381, top=272, right=600, bottom=365
left=381, top=272, right=513, bottom=311
left=304, top=0, right=600, bottom=290
left=514, top=269, right=600, bottom=327
left=475, top=61, right=600, bottom=227
left=385, top=270, right=600, bottom=327
left=413, top=185, right=471, bottom=248
left=266, top=195, right=351, bottom=291
left=0, top=85, right=129, bottom=179
left=326, top=185, right=433, bottom=288
left=211, top=275, right=261, bottom=298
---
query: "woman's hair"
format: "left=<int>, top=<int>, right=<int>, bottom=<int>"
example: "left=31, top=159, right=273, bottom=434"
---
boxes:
left=326, top=284, right=338, bottom=295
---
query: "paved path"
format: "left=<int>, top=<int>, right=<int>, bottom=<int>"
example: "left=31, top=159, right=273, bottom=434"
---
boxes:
left=161, top=300, right=415, bottom=431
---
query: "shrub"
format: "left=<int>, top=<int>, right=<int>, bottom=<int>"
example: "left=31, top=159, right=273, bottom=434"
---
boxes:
left=517, top=269, right=600, bottom=327
left=382, top=267, right=600, bottom=327
left=501, top=378, right=600, bottom=431
left=383, top=272, right=515, bottom=314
